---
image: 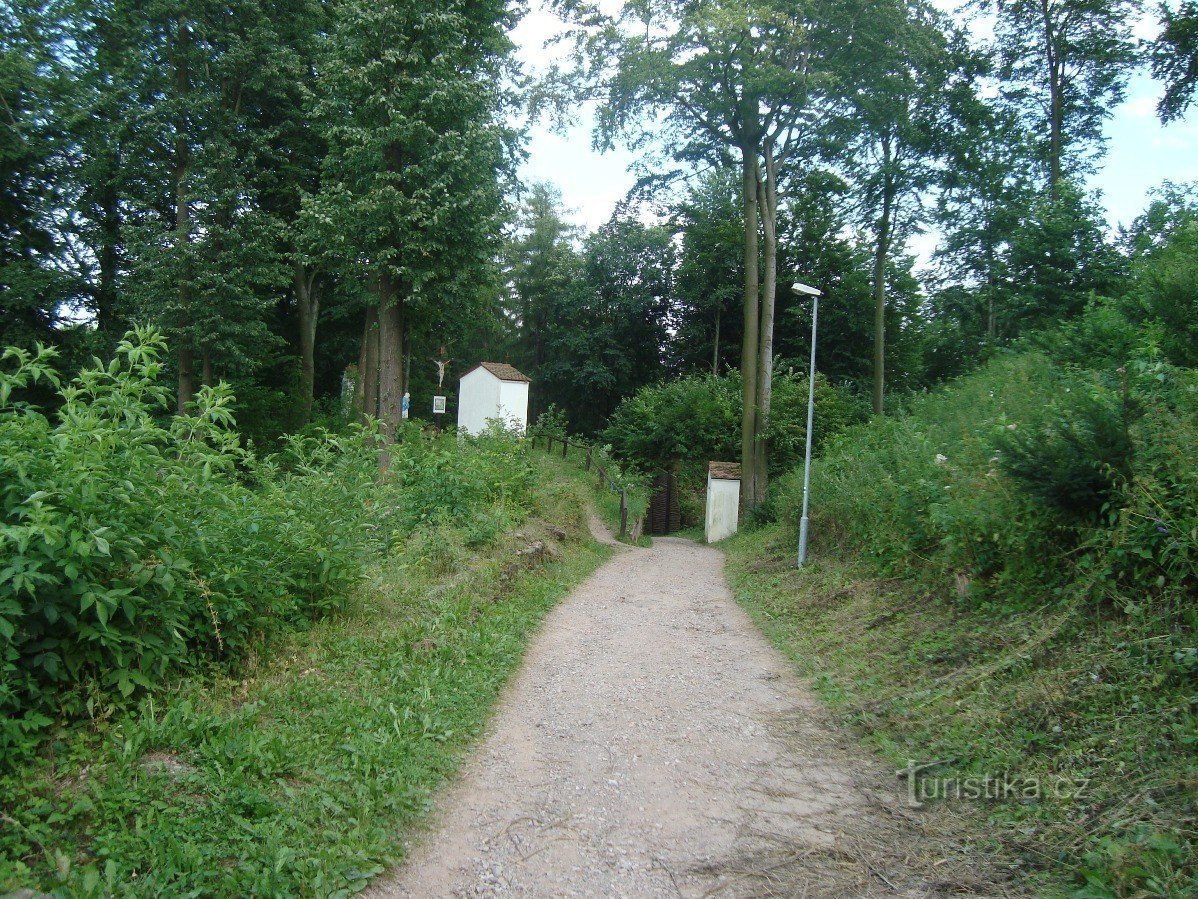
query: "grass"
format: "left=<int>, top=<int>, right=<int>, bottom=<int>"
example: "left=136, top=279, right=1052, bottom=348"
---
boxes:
left=723, top=523, right=1198, bottom=897
left=545, top=441, right=652, bottom=545
left=0, top=451, right=611, bottom=896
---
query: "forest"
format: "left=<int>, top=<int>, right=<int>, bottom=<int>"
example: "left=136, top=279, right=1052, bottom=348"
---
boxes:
left=2, top=0, right=1197, bottom=893
left=1, top=0, right=1193, bottom=452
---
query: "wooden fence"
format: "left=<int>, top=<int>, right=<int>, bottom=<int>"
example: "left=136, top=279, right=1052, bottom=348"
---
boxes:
left=529, top=434, right=639, bottom=541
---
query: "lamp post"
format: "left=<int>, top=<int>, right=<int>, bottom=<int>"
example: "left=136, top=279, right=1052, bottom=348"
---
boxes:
left=793, top=281, right=822, bottom=567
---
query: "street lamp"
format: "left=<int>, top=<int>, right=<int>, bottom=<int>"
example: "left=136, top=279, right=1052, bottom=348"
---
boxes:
left=792, top=281, right=822, bottom=567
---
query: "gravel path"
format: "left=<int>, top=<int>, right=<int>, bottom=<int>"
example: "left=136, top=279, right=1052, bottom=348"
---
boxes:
left=369, top=522, right=1010, bottom=898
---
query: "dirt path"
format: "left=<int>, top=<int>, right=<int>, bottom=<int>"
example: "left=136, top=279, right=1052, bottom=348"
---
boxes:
left=369, top=527, right=1010, bottom=897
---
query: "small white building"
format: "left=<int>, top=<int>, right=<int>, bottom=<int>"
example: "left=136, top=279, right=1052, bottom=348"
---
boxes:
left=705, top=461, right=741, bottom=543
left=456, top=362, right=531, bottom=436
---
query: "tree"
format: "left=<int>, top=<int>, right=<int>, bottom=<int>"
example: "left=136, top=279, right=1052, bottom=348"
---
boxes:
left=0, top=3, right=77, bottom=351
left=828, top=0, right=959, bottom=413
left=988, top=0, right=1140, bottom=197
left=669, top=169, right=744, bottom=375
left=502, top=187, right=674, bottom=432
left=307, top=0, right=517, bottom=444
left=774, top=170, right=877, bottom=384
left=1004, top=180, right=1127, bottom=329
left=1152, top=1, right=1198, bottom=122
left=553, top=0, right=831, bottom=508
left=503, top=182, right=587, bottom=417
left=934, top=101, right=1036, bottom=343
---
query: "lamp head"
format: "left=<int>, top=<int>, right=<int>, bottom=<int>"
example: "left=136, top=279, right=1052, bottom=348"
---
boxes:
left=791, top=281, right=822, bottom=297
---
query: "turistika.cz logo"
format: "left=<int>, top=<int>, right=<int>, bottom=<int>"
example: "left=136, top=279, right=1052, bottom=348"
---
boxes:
left=897, top=760, right=1091, bottom=809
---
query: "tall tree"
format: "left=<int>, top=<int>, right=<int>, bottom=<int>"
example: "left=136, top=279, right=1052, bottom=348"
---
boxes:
left=669, top=169, right=744, bottom=375
left=829, top=0, right=959, bottom=413
left=0, top=2, right=76, bottom=350
left=935, top=101, right=1035, bottom=343
left=988, top=0, right=1140, bottom=197
left=1152, top=1, right=1198, bottom=122
left=307, top=0, right=517, bottom=443
left=553, top=0, right=832, bottom=508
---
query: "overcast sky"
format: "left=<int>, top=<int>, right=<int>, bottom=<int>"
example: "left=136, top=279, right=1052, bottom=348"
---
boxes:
left=511, top=2, right=1198, bottom=244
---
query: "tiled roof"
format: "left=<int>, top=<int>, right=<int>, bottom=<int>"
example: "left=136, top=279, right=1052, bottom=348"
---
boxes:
left=463, top=361, right=531, bottom=383
left=708, top=461, right=742, bottom=480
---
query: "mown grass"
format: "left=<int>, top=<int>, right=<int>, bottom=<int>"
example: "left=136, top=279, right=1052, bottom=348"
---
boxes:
left=725, top=527, right=1197, bottom=897
left=0, top=452, right=611, bottom=896
left=723, top=349, right=1198, bottom=898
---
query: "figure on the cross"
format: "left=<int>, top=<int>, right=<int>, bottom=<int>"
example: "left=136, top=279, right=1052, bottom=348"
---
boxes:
left=432, top=345, right=452, bottom=390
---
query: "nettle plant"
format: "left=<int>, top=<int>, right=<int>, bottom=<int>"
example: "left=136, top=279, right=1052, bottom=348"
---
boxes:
left=0, top=329, right=376, bottom=755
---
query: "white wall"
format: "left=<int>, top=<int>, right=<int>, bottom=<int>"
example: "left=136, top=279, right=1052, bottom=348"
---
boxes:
left=705, top=476, right=740, bottom=543
left=497, top=380, right=530, bottom=435
left=457, top=368, right=500, bottom=436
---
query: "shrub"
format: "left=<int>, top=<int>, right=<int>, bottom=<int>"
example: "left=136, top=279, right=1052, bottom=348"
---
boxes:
left=777, top=348, right=1197, bottom=612
left=994, top=376, right=1134, bottom=519
left=603, top=369, right=868, bottom=488
left=0, top=330, right=377, bottom=756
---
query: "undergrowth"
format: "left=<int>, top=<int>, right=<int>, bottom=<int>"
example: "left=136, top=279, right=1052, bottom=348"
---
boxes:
left=727, top=347, right=1197, bottom=897
left=0, top=332, right=614, bottom=895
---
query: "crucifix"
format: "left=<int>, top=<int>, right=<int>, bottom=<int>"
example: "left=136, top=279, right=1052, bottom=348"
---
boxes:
left=431, top=345, right=452, bottom=390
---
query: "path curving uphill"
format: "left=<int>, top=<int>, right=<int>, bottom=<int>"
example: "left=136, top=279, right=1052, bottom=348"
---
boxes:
left=369, top=526, right=1013, bottom=897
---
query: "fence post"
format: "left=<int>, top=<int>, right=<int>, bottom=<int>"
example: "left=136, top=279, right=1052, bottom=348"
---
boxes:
left=546, top=435, right=553, bottom=453
left=562, top=438, right=568, bottom=458
left=598, top=467, right=605, bottom=488
left=585, top=446, right=592, bottom=471
left=619, top=489, right=628, bottom=541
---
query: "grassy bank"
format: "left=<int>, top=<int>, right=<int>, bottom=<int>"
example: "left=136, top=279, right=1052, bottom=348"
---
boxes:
left=723, top=350, right=1197, bottom=897
left=0, top=445, right=611, bottom=895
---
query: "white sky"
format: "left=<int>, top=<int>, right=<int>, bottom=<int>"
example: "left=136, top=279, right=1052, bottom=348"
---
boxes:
left=512, top=2, right=1198, bottom=243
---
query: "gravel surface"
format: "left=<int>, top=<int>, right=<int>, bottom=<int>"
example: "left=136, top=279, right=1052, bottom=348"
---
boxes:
left=369, top=520, right=1013, bottom=898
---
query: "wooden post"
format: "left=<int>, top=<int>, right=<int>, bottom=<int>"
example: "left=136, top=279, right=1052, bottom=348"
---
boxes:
left=562, top=438, right=568, bottom=458
left=547, top=435, right=553, bottom=453
left=585, top=446, right=592, bottom=471
left=619, top=489, right=628, bottom=541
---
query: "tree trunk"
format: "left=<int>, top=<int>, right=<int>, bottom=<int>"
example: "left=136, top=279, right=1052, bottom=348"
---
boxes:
left=96, top=179, right=121, bottom=336
left=872, top=151, right=895, bottom=416
left=711, top=304, right=720, bottom=375
left=174, top=21, right=193, bottom=414
left=93, top=18, right=123, bottom=338
left=359, top=304, right=380, bottom=423
left=754, top=145, right=779, bottom=501
left=1039, top=0, right=1062, bottom=199
left=177, top=346, right=194, bottom=413
left=294, top=262, right=319, bottom=425
left=377, top=271, right=405, bottom=443
left=739, top=145, right=761, bottom=512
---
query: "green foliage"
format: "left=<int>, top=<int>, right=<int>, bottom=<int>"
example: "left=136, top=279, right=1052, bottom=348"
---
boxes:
left=1151, top=0, right=1198, bottom=123
left=382, top=426, right=535, bottom=544
left=530, top=405, right=569, bottom=440
left=0, top=452, right=611, bottom=895
left=784, top=349, right=1198, bottom=608
left=0, top=330, right=379, bottom=756
left=995, top=379, right=1133, bottom=518
left=1139, top=222, right=1198, bottom=367
left=604, top=369, right=868, bottom=476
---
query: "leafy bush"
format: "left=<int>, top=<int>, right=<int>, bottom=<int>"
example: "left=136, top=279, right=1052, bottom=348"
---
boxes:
left=529, top=404, right=569, bottom=440
left=603, top=369, right=867, bottom=496
left=0, top=330, right=379, bottom=756
left=995, top=377, right=1133, bottom=518
left=776, top=349, right=1197, bottom=612
left=1139, top=221, right=1198, bottom=367
left=381, top=424, right=536, bottom=543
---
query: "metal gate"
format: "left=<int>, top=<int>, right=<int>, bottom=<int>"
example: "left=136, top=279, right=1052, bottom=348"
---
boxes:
left=646, top=468, right=682, bottom=535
